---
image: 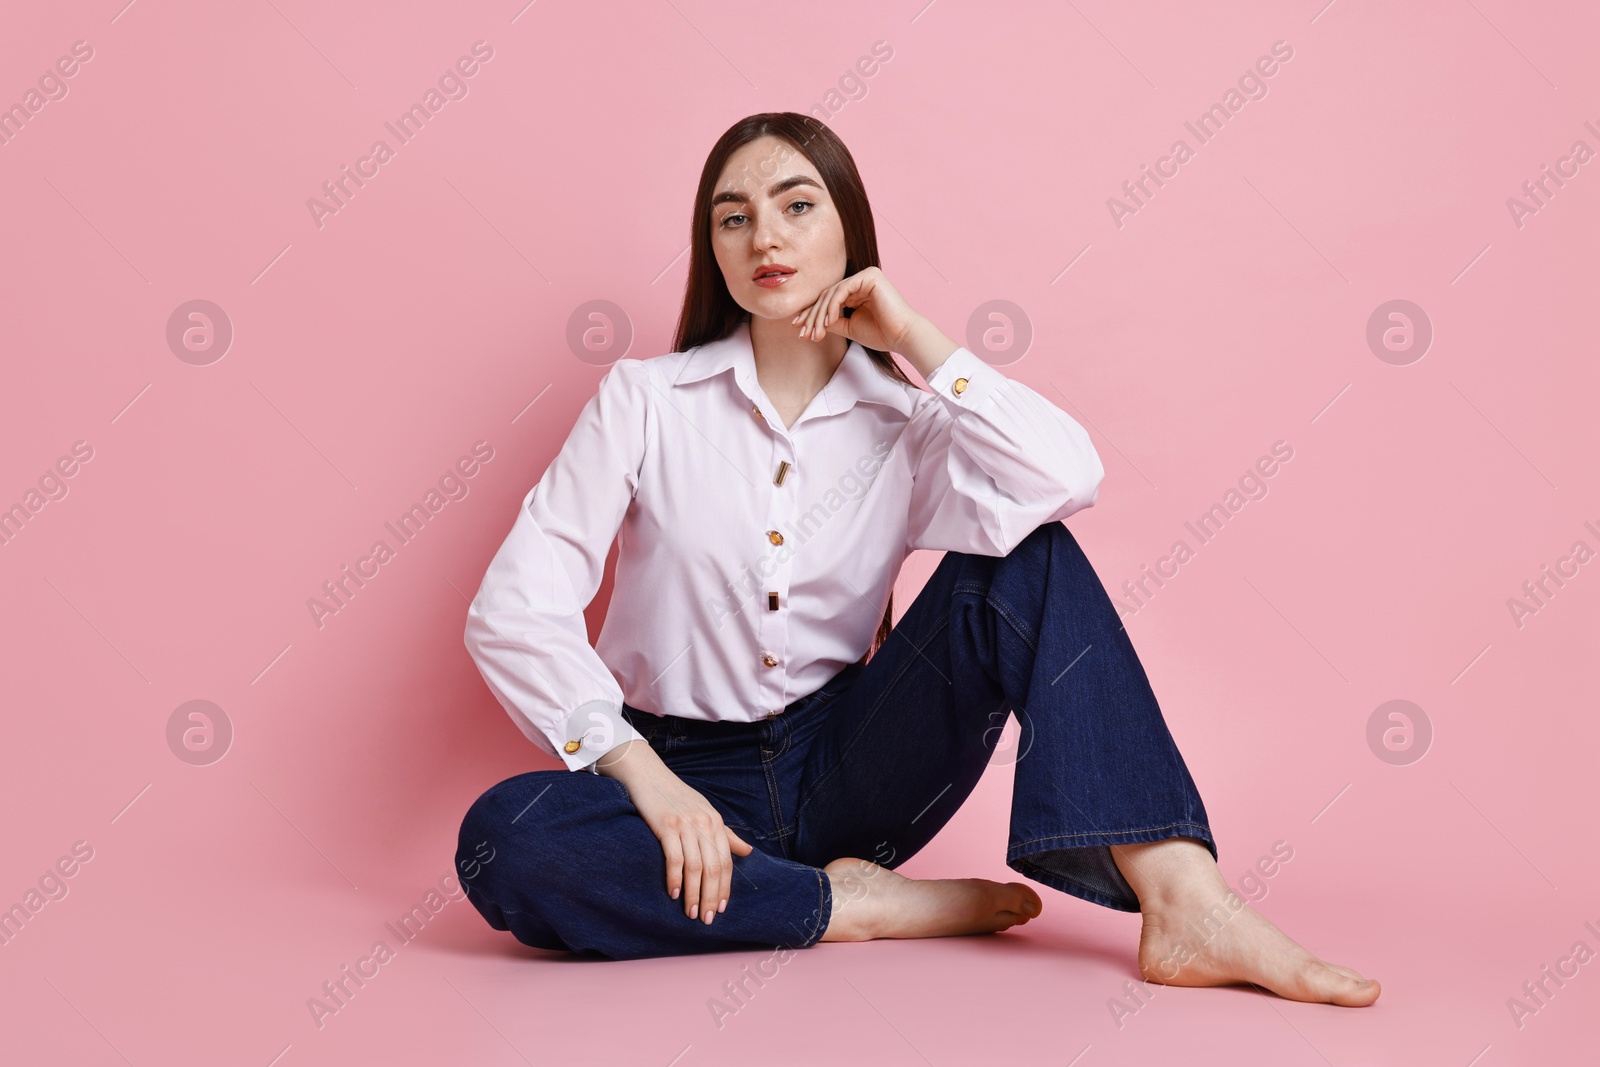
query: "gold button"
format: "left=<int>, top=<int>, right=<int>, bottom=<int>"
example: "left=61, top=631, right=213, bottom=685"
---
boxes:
left=563, top=740, right=582, bottom=754
left=767, top=592, right=779, bottom=611
left=761, top=653, right=779, bottom=667
left=952, top=377, right=969, bottom=396
left=752, top=405, right=765, bottom=420
left=774, top=460, right=790, bottom=486
left=767, top=530, right=784, bottom=545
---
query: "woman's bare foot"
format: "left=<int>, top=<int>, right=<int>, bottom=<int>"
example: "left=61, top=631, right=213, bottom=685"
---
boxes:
left=1112, top=839, right=1381, bottom=1006
left=818, top=857, right=1043, bottom=942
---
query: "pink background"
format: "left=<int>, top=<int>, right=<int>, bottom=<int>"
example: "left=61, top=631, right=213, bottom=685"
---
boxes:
left=2, top=1, right=1596, bottom=1064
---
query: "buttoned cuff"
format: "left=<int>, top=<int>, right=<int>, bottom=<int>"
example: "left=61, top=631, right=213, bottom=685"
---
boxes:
left=556, top=698, right=647, bottom=773
left=924, top=346, right=1000, bottom=412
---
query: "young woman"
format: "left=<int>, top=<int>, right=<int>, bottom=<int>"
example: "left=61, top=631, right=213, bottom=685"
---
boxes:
left=456, top=112, right=1379, bottom=1006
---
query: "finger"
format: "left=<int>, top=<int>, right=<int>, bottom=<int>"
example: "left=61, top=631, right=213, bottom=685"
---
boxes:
left=726, top=826, right=754, bottom=856
left=661, top=832, right=685, bottom=902
left=680, top=832, right=704, bottom=919
left=804, top=284, right=835, bottom=341
left=819, top=279, right=853, bottom=338
left=791, top=292, right=819, bottom=334
left=824, top=275, right=863, bottom=334
left=699, top=827, right=724, bottom=925
left=705, top=823, right=728, bottom=920
left=797, top=289, right=822, bottom=341
left=715, top=828, right=734, bottom=914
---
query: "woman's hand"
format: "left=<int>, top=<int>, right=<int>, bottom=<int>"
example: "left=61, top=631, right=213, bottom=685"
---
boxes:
left=790, top=265, right=958, bottom=379
left=791, top=265, right=917, bottom=352
left=595, top=740, right=753, bottom=925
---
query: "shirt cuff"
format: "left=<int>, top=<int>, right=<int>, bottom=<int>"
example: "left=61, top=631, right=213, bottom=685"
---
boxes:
left=557, top=698, right=647, bottom=773
left=923, top=346, right=1000, bottom=413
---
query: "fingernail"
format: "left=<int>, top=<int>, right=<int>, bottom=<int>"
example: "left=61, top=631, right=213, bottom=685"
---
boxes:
left=689, top=903, right=698, bottom=919
left=704, top=911, right=714, bottom=925
left=719, top=898, right=727, bottom=913
left=671, top=888, right=679, bottom=900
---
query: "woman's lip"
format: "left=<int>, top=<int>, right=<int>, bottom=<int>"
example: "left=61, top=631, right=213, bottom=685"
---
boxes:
left=753, top=272, right=793, bottom=288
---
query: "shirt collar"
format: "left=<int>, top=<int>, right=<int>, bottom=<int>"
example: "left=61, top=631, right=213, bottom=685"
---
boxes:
left=671, top=319, right=914, bottom=418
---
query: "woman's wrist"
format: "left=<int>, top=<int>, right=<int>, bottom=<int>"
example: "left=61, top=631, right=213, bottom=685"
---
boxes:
left=893, top=314, right=959, bottom=380
left=592, top=738, right=663, bottom=783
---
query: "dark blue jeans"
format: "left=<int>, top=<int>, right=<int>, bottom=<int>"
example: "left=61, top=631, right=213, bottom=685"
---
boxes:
left=456, top=522, right=1215, bottom=961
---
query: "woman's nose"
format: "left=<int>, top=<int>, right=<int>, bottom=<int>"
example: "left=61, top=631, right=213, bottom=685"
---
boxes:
left=748, top=211, right=781, bottom=251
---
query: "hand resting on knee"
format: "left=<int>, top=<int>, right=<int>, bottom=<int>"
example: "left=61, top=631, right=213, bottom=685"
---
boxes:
left=594, top=740, right=753, bottom=927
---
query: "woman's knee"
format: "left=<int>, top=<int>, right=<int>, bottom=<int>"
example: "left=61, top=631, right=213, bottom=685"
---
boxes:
left=456, top=769, right=634, bottom=885
left=1014, top=519, right=1078, bottom=561
left=457, top=772, right=564, bottom=884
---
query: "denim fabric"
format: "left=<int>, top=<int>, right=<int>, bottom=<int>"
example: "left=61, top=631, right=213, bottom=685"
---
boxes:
left=456, top=522, right=1215, bottom=960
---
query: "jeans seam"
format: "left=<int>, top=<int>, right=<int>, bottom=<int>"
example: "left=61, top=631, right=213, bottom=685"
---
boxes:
left=762, top=755, right=790, bottom=859
left=984, top=590, right=1040, bottom=652
left=776, top=708, right=795, bottom=759
left=796, top=867, right=829, bottom=948
left=1009, top=822, right=1215, bottom=851
left=749, top=687, right=844, bottom=843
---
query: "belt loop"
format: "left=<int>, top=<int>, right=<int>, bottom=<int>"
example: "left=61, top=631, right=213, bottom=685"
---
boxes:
left=771, top=710, right=790, bottom=758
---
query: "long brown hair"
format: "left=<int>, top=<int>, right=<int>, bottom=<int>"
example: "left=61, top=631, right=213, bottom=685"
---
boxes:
left=673, top=112, right=903, bottom=660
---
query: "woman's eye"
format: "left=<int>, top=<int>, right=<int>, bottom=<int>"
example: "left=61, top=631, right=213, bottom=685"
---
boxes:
left=718, top=202, right=812, bottom=229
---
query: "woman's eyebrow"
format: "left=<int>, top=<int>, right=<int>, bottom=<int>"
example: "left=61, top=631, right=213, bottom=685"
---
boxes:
left=712, top=174, right=823, bottom=207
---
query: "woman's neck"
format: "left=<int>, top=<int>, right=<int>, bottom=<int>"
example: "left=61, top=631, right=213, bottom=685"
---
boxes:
left=749, top=314, right=849, bottom=428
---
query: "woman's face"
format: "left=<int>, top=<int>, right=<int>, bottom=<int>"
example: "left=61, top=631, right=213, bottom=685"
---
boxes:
left=710, top=135, right=848, bottom=322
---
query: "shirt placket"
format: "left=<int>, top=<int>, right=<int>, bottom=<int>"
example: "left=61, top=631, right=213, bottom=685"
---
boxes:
left=756, top=417, right=798, bottom=718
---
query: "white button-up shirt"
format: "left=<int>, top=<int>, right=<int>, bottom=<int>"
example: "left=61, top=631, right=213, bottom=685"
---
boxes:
left=464, top=320, right=1104, bottom=771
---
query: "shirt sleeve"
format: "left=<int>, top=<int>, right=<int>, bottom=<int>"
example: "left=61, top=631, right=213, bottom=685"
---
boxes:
left=905, top=347, right=1105, bottom=555
left=463, top=359, right=651, bottom=772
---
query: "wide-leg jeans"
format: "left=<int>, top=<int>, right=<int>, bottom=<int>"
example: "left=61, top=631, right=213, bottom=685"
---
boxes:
left=455, top=522, right=1216, bottom=960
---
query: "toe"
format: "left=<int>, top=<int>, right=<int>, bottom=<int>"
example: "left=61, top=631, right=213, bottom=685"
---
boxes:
left=1303, top=961, right=1380, bottom=1006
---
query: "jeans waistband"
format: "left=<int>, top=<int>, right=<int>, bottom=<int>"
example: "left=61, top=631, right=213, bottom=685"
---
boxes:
left=622, top=662, right=864, bottom=739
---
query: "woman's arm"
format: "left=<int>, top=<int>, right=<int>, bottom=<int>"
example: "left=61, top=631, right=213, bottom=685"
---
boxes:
left=594, top=739, right=753, bottom=926
left=792, top=266, right=1106, bottom=555
left=463, top=359, right=651, bottom=771
left=464, top=358, right=751, bottom=925
left=901, top=336, right=1106, bottom=555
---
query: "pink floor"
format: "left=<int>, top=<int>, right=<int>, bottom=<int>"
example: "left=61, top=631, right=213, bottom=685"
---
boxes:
left=3, top=723, right=1596, bottom=1067
left=3, top=1, right=1597, bottom=1064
